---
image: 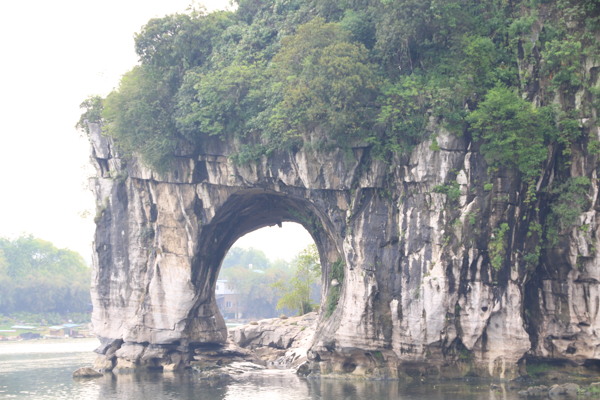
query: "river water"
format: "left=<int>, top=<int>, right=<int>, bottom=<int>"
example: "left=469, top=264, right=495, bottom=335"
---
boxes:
left=0, top=338, right=521, bottom=399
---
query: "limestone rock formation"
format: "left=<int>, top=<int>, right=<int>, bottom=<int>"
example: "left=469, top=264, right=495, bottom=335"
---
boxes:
left=229, top=313, right=317, bottom=368
left=87, top=48, right=600, bottom=380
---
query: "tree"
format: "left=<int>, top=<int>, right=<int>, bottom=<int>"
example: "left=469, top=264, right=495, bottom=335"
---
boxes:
left=219, top=246, right=292, bottom=318
left=175, top=62, right=267, bottom=139
left=273, top=244, right=321, bottom=315
left=221, top=247, right=271, bottom=270
left=101, top=11, right=235, bottom=171
left=135, top=11, right=235, bottom=74
left=102, top=66, right=180, bottom=171
left=0, top=236, right=91, bottom=314
left=76, top=95, right=103, bottom=133
left=466, top=86, right=554, bottom=181
left=268, top=17, right=378, bottom=145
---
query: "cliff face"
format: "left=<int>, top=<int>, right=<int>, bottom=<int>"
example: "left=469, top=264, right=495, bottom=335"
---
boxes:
left=89, top=65, right=600, bottom=379
left=91, top=29, right=600, bottom=375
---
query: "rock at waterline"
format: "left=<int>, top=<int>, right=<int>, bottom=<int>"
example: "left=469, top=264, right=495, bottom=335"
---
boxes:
left=72, top=367, right=103, bottom=379
left=229, top=312, right=317, bottom=369
left=548, top=383, right=579, bottom=398
left=518, top=383, right=580, bottom=398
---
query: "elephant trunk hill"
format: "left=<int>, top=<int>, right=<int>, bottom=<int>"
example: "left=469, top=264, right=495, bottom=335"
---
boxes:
left=88, top=110, right=599, bottom=378
left=83, top=0, right=600, bottom=380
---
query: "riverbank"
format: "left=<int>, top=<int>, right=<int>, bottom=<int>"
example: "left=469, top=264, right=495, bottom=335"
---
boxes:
left=203, top=315, right=600, bottom=399
left=0, top=324, right=93, bottom=341
left=0, top=337, right=99, bottom=355
left=1, top=338, right=525, bottom=400
left=0, top=313, right=92, bottom=341
left=228, top=312, right=317, bottom=370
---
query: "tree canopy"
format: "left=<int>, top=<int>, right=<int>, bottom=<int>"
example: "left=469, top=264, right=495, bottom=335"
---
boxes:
left=272, top=244, right=321, bottom=315
left=219, top=246, right=292, bottom=318
left=0, top=236, right=91, bottom=314
left=79, top=0, right=600, bottom=265
left=80, top=0, right=599, bottom=173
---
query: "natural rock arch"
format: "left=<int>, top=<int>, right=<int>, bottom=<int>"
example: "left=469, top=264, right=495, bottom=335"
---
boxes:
left=88, top=126, right=356, bottom=372
left=88, top=123, right=600, bottom=379
left=188, top=189, right=344, bottom=344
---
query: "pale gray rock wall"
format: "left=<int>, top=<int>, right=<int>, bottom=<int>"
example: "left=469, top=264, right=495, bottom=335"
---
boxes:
left=88, top=56, right=600, bottom=377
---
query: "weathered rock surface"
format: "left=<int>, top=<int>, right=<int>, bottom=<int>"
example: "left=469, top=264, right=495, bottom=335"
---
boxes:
left=229, top=313, right=317, bottom=369
left=518, top=383, right=581, bottom=398
left=87, top=53, right=600, bottom=379
left=72, top=367, right=103, bottom=378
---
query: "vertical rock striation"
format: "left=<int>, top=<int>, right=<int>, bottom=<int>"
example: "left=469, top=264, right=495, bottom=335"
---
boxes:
left=88, top=55, right=600, bottom=376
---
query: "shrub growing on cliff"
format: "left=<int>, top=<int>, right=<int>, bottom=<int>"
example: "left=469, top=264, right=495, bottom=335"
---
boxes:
left=545, top=176, right=592, bottom=245
left=101, top=10, right=235, bottom=171
left=175, top=62, right=268, bottom=140
left=489, top=223, right=510, bottom=270
left=103, top=66, right=179, bottom=171
left=76, top=95, right=103, bottom=134
left=268, top=18, right=379, bottom=146
left=80, top=0, right=599, bottom=178
left=467, top=86, right=555, bottom=181
left=324, top=258, right=344, bottom=318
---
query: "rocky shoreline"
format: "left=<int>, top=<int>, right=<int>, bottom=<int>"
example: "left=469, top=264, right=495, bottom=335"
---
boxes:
left=76, top=313, right=600, bottom=400
left=228, top=312, right=317, bottom=370
left=78, top=313, right=315, bottom=376
left=177, top=312, right=317, bottom=381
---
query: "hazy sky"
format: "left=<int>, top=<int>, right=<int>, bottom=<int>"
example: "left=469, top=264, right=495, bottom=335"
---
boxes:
left=0, top=0, right=313, bottom=262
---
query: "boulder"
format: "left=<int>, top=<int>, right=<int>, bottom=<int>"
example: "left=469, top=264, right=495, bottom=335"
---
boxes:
left=229, top=313, right=316, bottom=368
left=72, top=367, right=103, bottom=378
left=548, top=383, right=579, bottom=398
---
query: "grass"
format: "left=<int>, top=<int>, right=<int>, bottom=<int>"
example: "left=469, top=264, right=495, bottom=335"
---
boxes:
left=525, top=362, right=552, bottom=377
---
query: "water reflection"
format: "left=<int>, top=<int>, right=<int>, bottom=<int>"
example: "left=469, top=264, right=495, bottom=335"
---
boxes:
left=94, top=371, right=228, bottom=399
left=308, top=378, right=519, bottom=400
left=0, top=339, right=523, bottom=400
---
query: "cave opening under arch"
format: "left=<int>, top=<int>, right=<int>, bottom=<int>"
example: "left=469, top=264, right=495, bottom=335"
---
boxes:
left=187, top=189, right=344, bottom=343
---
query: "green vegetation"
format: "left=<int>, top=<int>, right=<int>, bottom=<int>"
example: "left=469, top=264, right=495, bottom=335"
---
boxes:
left=219, top=245, right=322, bottom=318
left=525, top=361, right=553, bottom=377
left=489, top=223, right=510, bottom=271
left=545, top=176, right=592, bottom=246
left=273, top=244, right=321, bottom=315
left=80, top=0, right=600, bottom=272
left=0, top=236, right=91, bottom=315
left=76, top=95, right=103, bottom=133
left=80, top=0, right=599, bottom=171
left=79, top=0, right=600, bottom=169
left=219, top=247, right=292, bottom=318
left=584, top=385, right=600, bottom=396
left=433, top=182, right=461, bottom=202
left=466, top=86, right=554, bottom=182
left=324, top=258, right=344, bottom=318
left=268, top=18, right=378, bottom=145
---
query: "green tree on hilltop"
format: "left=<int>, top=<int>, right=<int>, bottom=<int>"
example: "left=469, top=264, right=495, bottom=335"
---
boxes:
left=268, top=18, right=378, bottom=145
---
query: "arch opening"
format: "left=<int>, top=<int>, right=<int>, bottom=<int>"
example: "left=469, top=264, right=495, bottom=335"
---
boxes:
left=188, top=189, right=345, bottom=342
left=216, top=222, right=317, bottom=321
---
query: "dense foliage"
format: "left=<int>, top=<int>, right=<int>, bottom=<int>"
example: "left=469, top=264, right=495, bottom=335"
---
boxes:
left=219, top=247, right=290, bottom=318
left=80, top=0, right=600, bottom=270
left=0, top=236, right=91, bottom=314
left=80, top=0, right=599, bottom=168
